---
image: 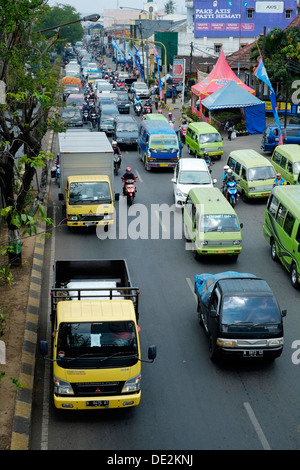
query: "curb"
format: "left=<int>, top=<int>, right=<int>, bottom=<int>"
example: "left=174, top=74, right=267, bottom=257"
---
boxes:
left=10, top=130, right=54, bottom=450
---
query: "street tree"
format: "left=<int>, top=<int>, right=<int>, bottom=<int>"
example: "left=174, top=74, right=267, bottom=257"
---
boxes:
left=0, top=1, right=73, bottom=265
left=164, top=1, right=177, bottom=14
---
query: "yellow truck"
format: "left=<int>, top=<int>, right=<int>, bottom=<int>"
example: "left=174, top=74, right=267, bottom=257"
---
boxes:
left=40, top=259, right=156, bottom=410
left=58, top=131, right=118, bottom=230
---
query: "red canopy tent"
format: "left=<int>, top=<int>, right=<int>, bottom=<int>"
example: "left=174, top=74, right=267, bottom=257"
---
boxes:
left=191, top=50, right=255, bottom=99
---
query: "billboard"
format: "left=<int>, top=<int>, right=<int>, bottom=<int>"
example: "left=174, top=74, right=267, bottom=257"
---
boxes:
left=194, top=0, right=297, bottom=38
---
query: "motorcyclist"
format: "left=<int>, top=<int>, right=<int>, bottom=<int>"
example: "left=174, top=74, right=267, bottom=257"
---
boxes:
left=122, top=167, right=136, bottom=194
left=203, top=152, right=212, bottom=171
left=112, top=140, right=121, bottom=157
left=224, top=168, right=236, bottom=184
left=134, top=97, right=142, bottom=110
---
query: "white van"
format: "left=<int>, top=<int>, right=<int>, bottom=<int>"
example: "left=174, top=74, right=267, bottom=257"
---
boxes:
left=172, top=158, right=217, bottom=208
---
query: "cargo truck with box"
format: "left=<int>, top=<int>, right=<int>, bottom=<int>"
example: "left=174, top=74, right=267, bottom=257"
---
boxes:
left=40, top=259, right=157, bottom=410
left=58, top=131, right=118, bottom=229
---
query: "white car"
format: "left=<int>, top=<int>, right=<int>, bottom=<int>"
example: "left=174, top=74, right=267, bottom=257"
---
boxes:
left=172, top=158, right=217, bottom=208
left=134, top=81, right=150, bottom=99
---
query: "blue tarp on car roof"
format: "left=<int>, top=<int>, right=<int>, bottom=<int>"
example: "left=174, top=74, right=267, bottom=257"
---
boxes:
left=194, top=271, right=256, bottom=307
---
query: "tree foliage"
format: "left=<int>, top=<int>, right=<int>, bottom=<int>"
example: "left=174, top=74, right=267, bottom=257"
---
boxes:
left=164, top=1, right=177, bottom=14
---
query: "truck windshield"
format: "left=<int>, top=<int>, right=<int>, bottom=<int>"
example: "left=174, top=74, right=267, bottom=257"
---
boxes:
left=200, top=214, right=240, bottom=232
left=69, top=182, right=111, bottom=204
left=221, top=296, right=281, bottom=328
left=56, top=321, right=138, bottom=360
left=248, top=166, right=275, bottom=181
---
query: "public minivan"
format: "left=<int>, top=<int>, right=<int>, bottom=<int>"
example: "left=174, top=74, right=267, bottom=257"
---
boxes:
left=263, top=185, right=300, bottom=289
left=226, top=149, right=276, bottom=201
left=172, top=158, right=217, bottom=208
left=138, top=120, right=181, bottom=170
left=183, top=187, right=243, bottom=260
left=271, top=144, right=300, bottom=185
left=144, top=113, right=169, bottom=124
left=185, top=122, right=223, bottom=160
left=261, top=124, right=300, bottom=152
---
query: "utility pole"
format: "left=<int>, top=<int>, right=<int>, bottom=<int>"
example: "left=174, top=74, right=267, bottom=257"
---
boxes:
left=189, top=41, right=193, bottom=83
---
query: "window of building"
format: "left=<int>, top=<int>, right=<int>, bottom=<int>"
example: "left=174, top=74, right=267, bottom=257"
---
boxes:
left=285, top=9, right=293, bottom=19
left=214, top=44, right=222, bottom=54
left=247, top=8, right=254, bottom=19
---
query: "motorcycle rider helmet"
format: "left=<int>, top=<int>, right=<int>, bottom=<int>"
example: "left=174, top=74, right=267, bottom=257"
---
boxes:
left=126, top=167, right=132, bottom=172
left=158, top=109, right=163, bottom=114
left=227, top=169, right=232, bottom=174
left=112, top=141, right=117, bottom=146
left=224, top=165, right=229, bottom=170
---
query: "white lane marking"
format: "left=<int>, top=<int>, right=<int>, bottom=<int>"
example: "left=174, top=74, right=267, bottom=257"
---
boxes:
left=154, top=210, right=167, bottom=233
left=244, top=402, right=272, bottom=450
left=186, top=277, right=197, bottom=302
left=135, top=170, right=143, bottom=183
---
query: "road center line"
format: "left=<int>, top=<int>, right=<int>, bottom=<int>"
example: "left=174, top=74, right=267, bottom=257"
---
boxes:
left=135, top=170, right=143, bottom=183
left=244, top=402, right=272, bottom=450
left=154, top=210, right=167, bottom=232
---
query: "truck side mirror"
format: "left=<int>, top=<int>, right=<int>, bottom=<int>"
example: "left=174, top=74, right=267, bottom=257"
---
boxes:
left=115, top=192, right=120, bottom=201
left=148, top=345, right=157, bottom=362
left=281, top=309, right=287, bottom=317
left=39, top=340, right=49, bottom=356
left=58, top=193, right=64, bottom=201
left=240, top=223, right=243, bottom=229
left=171, top=177, right=176, bottom=183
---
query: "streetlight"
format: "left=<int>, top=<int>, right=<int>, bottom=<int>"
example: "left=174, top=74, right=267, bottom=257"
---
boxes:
left=37, top=14, right=100, bottom=33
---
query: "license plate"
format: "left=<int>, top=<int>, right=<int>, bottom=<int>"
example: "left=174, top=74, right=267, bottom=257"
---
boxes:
left=216, top=249, right=227, bottom=253
left=160, top=164, right=169, bottom=167
left=85, top=222, right=96, bottom=227
left=243, top=350, right=263, bottom=357
left=86, top=400, right=109, bottom=407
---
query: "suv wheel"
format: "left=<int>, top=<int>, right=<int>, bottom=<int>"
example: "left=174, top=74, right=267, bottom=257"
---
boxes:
left=291, top=264, right=300, bottom=289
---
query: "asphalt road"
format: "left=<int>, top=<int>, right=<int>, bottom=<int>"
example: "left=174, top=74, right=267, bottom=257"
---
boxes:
left=30, top=113, right=300, bottom=451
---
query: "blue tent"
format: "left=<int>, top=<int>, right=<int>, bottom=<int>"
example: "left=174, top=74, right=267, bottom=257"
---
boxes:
left=201, top=81, right=265, bottom=134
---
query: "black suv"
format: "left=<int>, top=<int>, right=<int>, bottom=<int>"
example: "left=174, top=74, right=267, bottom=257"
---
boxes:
left=115, top=90, right=130, bottom=114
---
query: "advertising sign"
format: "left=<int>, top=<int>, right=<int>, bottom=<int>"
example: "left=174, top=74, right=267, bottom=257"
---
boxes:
left=194, top=0, right=296, bottom=38
left=172, top=59, right=185, bottom=83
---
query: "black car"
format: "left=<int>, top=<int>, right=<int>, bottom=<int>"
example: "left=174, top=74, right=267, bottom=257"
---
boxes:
left=61, top=106, right=84, bottom=127
left=115, top=90, right=131, bottom=114
left=113, top=115, right=138, bottom=147
left=195, top=272, right=286, bottom=361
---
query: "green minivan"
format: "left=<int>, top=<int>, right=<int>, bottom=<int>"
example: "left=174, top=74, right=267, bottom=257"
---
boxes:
left=271, top=144, right=300, bottom=185
left=263, top=185, right=300, bottom=289
left=185, top=122, right=223, bottom=159
left=183, top=187, right=243, bottom=260
left=227, top=149, right=276, bottom=201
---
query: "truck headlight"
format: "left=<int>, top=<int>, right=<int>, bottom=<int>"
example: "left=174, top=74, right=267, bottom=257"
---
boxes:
left=53, top=376, right=74, bottom=395
left=233, top=240, right=241, bottom=246
left=103, top=213, right=113, bottom=220
left=68, top=215, right=78, bottom=221
left=121, top=373, right=141, bottom=393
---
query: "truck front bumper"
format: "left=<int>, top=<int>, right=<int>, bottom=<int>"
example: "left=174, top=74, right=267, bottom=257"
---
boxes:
left=54, top=391, right=141, bottom=409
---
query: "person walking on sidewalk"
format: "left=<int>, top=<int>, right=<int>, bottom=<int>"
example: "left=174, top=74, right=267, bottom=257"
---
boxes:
left=224, top=118, right=234, bottom=140
left=171, top=84, right=177, bottom=104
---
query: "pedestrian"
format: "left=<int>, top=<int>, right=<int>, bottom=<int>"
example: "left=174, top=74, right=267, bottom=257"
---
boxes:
left=224, top=118, right=234, bottom=140
left=171, top=84, right=177, bottom=104
left=273, top=172, right=287, bottom=187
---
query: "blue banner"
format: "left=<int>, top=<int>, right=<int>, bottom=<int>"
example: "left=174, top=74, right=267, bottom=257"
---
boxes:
left=254, top=58, right=283, bottom=144
left=153, top=46, right=163, bottom=100
left=111, top=38, right=128, bottom=64
left=133, top=45, right=144, bottom=80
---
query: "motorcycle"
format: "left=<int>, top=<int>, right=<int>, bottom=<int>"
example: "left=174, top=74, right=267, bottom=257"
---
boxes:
left=114, top=153, right=122, bottom=175
left=180, top=123, right=188, bottom=143
left=204, top=155, right=214, bottom=174
left=82, top=108, right=89, bottom=123
left=122, top=176, right=137, bottom=206
left=134, top=103, right=142, bottom=116
left=226, top=179, right=238, bottom=207
left=90, top=110, right=98, bottom=128
left=143, top=103, right=152, bottom=114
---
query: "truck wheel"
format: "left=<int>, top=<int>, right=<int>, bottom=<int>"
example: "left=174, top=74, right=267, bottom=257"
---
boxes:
left=291, top=264, right=300, bottom=289
left=197, top=301, right=203, bottom=325
left=271, top=240, right=278, bottom=261
left=183, top=223, right=191, bottom=241
left=188, top=145, right=193, bottom=155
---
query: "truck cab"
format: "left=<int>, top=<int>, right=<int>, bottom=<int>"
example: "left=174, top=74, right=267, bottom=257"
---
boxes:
left=195, top=272, right=286, bottom=361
